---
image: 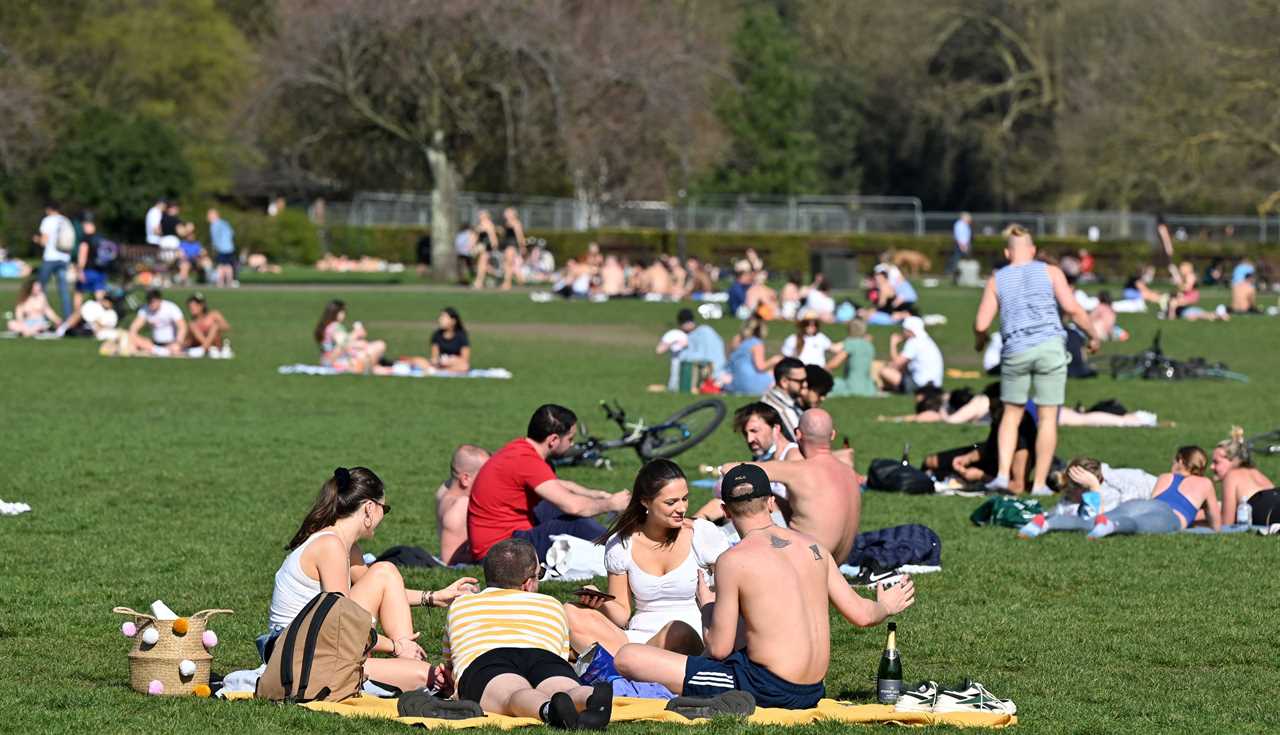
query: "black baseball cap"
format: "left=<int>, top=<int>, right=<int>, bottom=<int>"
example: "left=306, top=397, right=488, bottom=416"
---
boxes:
left=676, top=308, right=695, bottom=325
left=722, top=464, right=772, bottom=504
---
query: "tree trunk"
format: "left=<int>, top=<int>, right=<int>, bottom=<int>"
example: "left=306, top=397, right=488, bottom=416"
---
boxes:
left=427, top=131, right=459, bottom=281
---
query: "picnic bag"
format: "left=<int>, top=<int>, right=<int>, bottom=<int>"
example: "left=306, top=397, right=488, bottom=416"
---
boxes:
left=112, top=605, right=233, bottom=696
left=970, top=496, right=1043, bottom=528
left=866, top=458, right=935, bottom=494
left=255, top=591, right=377, bottom=703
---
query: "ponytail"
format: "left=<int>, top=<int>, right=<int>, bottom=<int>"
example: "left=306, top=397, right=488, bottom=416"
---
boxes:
left=1175, top=446, right=1208, bottom=477
left=1216, top=426, right=1252, bottom=467
left=286, top=466, right=385, bottom=550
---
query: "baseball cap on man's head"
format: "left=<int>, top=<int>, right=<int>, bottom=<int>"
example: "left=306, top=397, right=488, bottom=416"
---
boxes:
left=722, top=464, right=772, bottom=504
left=676, top=308, right=696, bottom=325
left=902, top=316, right=926, bottom=336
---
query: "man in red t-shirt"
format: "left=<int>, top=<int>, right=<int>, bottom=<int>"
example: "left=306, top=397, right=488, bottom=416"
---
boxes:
left=468, top=404, right=630, bottom=560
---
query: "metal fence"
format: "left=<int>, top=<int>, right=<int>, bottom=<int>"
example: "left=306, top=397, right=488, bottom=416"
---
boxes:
left=322, top=191, right=1280, bottom=244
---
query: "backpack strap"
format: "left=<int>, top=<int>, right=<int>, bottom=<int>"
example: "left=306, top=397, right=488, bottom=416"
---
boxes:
left=278, top=592, right=327, bottom=700
left=295, top=592, right=342, bottom=702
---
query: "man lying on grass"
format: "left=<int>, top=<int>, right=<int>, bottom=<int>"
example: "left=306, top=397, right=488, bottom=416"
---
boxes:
left=442, top=539, right=613, bottom=729
left=614, top=464, right=915, bottom=709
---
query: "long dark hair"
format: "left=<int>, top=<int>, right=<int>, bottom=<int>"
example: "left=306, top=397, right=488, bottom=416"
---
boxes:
left=440, top=306, right=466, bottom=335
left=287, top=466, right=385, bottom=550
left=16, top=276, right=37, bottom=303
left=314, top=299, right=345, bottom=344
left=597, top=459, right=687, bottom=547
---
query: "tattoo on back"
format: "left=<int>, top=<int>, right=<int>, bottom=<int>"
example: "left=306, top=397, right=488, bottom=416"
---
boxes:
left=769, top=534, right=791, bottom=549
left=809, top=544, right=822, bottom=560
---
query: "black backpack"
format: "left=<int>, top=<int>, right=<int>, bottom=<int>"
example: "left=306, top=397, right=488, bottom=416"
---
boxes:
left=866, top=458, right=934, bottom=494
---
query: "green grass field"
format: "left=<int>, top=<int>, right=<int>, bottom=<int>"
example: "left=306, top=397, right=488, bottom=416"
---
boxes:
left=1, top=281, right=1277, bottom=733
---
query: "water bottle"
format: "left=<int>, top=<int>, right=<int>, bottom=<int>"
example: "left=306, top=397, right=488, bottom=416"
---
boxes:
left=1236, top=501, right=1252, bottom=526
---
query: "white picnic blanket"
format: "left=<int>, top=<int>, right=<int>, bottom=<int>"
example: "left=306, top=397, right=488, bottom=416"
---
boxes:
left=277, top=364, right=512, bottom=379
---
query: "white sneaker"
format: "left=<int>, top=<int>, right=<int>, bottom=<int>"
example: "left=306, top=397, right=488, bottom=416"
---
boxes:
left=894, top=681, right=938, bottom=712
left=933, top=681, right=1016, bottom=714
left=1030, top=486, right=1054, bottom=497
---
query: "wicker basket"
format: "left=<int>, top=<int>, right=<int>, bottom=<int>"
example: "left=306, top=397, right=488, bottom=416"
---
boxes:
left=113, top=606, right=233, bottom=696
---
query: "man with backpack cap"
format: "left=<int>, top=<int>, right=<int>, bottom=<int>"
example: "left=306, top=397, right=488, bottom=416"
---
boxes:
left=33, top=201, right=74, bottom=319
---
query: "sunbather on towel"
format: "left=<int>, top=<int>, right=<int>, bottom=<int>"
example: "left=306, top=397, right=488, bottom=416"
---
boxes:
left=443, top=538, right=613, bottom=729
left=565, top=459, right=729, bottom=657
left=614, top=464, right=914, bottom=709
left=269, top=466, right=478, bottom=692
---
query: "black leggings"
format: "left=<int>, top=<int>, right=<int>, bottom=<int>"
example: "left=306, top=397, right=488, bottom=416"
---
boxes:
left=1249, top=489, right=1280, bottom=526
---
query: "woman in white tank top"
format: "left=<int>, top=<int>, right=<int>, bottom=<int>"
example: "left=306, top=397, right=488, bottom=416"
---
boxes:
left=270, top=467, right=478, bottom=692
left=565, top=460, right=729, bottom=656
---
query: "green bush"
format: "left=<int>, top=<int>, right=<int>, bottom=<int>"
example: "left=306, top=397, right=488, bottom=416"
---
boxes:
left=216, top=208, right=322, bottom=264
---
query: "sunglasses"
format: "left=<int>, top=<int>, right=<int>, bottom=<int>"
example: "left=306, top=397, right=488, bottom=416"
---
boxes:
left=371, top=499, right=392, bottom=515
left=529, top=563, right=549, bottom=581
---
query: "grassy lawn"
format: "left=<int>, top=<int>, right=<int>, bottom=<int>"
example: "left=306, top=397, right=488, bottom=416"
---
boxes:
left=1, top=282, right=1277, bottom=733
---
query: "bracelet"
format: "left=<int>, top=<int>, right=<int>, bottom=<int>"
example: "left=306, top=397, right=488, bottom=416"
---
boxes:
left=391, top=638, right=400, bottom=656
left=428, top=590, right=436, bottom=608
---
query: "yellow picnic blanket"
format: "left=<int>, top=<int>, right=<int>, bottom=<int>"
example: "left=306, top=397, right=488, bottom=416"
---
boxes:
left=225, top=693, right=1016, bottom=728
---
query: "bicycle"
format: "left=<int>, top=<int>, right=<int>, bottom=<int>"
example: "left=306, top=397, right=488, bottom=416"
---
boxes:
left=551, top=398, right=727, bottom=470
left=1246, top=428, right=1280, bottom=457
left=1108, top=330, right=1248, bottom=383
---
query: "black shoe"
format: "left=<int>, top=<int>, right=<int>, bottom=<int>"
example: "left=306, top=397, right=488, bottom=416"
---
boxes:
left=397, top=690, right=484, bottom=720
left=544, top=692, right=580, bottom=730
left=577, top=682, right=613, bottom=730
left=665, top=690, right=756, bottom=719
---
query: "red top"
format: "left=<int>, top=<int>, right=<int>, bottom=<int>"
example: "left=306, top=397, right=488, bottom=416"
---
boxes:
left=467, top=438, right=557, bottom=559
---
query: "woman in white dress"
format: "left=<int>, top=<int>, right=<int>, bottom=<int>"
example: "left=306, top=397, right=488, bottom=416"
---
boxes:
left=269, top=466, right=477, bottom=692
left=565, top=459, right=729, bottom=656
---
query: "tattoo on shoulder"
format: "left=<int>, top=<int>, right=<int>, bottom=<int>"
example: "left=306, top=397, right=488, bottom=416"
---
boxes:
left=769, top=534, right=791, bottom=549
left=809, top=544, right=822, bottom=560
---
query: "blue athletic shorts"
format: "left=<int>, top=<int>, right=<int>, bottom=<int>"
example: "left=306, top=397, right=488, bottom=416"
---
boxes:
left=682, top=649, right=824, bottom=709
left=78, top=269, right=107, bottom=294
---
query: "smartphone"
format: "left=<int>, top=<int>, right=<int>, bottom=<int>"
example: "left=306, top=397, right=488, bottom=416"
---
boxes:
left=573, top=588, right=616, bottom=601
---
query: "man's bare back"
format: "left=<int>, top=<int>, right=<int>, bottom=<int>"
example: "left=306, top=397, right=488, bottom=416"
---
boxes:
left=749, top=410, right=861, bottom=563
left=719, top=524, right=833, bottom=683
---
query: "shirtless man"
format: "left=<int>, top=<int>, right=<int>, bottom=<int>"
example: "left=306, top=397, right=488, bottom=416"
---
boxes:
left=614, top=464, right=914, bottom=709
left=436, top=444, right=491, bottom=566
left=720, top=409, right=861, bottom=564
left=643, top=260, right=673, bottom=298
left=599, top=255, right=627, bottom=296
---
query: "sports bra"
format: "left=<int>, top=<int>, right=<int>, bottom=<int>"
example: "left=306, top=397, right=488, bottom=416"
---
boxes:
left=1156, top=474, right=1198, bottom=527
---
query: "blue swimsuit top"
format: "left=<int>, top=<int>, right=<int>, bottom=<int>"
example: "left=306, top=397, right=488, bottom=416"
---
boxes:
left=1156, top=474, right=1199, bottom=527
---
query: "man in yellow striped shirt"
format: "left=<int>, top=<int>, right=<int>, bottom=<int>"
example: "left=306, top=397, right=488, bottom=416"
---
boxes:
left=444, top=538, right=613, bottom=729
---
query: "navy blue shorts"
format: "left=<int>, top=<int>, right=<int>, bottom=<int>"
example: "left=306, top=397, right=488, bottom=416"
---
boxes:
left=682, top=650, right=824, bottom=709
left=215, top=251, right=237, bottom=266
left=78, top=269, right=107, bottom=294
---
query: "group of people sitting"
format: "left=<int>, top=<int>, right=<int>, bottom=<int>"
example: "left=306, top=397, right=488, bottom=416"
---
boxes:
left=539, top=243, right=721, bottom=303
left=1121, top=258, right=1263, bottom=321
left=314, top=301, right=472, bottom=375
left=267, top=402, right=914, bottom=725
left=457, top=208, right=547, bottom=290
left=106, top=289, right=233, bottom=358
left=658, top=305, right=943, bottom=404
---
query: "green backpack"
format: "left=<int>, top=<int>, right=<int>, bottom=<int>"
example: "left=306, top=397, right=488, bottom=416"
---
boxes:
left=970, top=496, right=1043, bottom=528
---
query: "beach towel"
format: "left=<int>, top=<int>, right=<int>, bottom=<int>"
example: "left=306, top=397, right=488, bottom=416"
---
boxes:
left=277, top=364, right=512, bottom=379
left=221, top=692, right=1015, bottom=728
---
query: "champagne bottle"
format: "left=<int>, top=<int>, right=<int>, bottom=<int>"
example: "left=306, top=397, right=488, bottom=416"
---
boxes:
left=876, top=622, right=902, bottom=704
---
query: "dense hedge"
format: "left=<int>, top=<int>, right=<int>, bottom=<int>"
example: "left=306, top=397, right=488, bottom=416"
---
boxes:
left=218, top=216, right=1267, bottom=277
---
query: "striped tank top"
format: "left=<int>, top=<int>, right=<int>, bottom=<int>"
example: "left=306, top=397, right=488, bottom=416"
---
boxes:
left=994, top=260, right=1065, bottom=357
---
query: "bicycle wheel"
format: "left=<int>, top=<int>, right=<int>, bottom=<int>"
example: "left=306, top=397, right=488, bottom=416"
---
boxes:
left=1246, top=429, right=1280, bottom=455
left=638, top=399, right=727, bottom=460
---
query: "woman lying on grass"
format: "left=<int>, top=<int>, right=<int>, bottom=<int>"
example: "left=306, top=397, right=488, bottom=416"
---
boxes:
left=565, top=459, right=728, bottom=657
left=1213, top=427, right=1278, bottom=525
left=1019, top=446, right=1221, bottom=539
left=880, top=383, right=1161, bottom=428
left=269, top=466, right=478, bottom=692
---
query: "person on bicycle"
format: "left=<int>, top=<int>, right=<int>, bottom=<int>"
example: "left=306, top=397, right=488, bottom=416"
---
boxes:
left=467, top=404, right=630, bottom=562
left=974, top=224, right=1098, bottom=496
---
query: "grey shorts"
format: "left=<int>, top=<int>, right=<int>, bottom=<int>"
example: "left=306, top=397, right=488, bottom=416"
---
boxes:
left=1001, top=339, right=1068, bottom=406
